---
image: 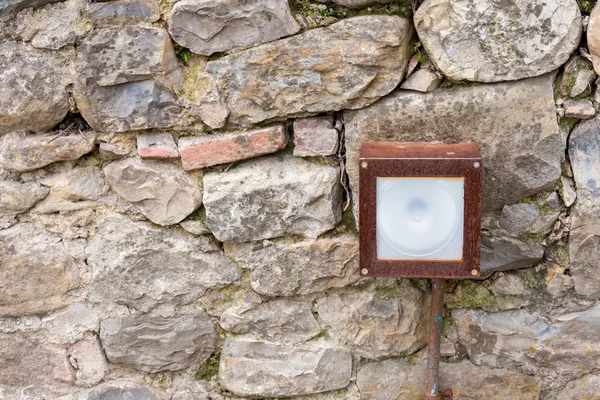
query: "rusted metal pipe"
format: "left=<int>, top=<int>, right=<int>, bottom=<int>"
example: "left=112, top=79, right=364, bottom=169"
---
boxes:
left=425, top=278, right=452, bottom=400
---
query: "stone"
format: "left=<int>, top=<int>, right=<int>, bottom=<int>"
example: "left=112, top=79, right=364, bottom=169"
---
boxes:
left=171, top=377, right=212, bottom=400
left=588, top=2, right=600, bottom=75
left=32, top=166, right=108, bottom=214
left=69, top=334, right=108, bottom=387
left=86, top=214, right=241, bottom=311
left=293, top=116, right=339, bottom=157
left=168, top=0, right=300, bottom=56
left=99, top=142, right=129, bottom=160
left=206, top=15, right=413, bottom=126
left=314, top=0, right=396, bottom=8
left=57, top=379, right=161, bottom=400
left=564, top=99, right=596, bottom=118
left=204, top=155, right=342, bottom=242
left=569, top=117, right=600, bottom=205
left=44, top=303, right=100, bottom=344
left=179, top=219, right=211, bottom=235
left=480, top=236, right=545, bottom=277
left=179, top=126, right=287, bottom=170
left=559, top=56, right=596, bottom=98
left=414, top=0, right=581, bottom=82
left=556, top=374, right=600, bottom=399
left=316, top=283, right=428, bottom=359
left=0, top=42, right=71, bottom=134
left=137, top=133, right=179, bottom=159
left=0, top=0, right=62, bottom=20
left=0, top=181, right=49, bottom=214
left=400, top=68, right=443, bottom=92
left=489, top=274, right=525, bottom=296
left=345, top=74, right=563, bottom=217
left=0, top=131, right=96, bottom=172
left=220, top=299, right=321, bottom=342
left=219, top=339, right=352, bottom=398
left=0, top=223, right=80, bottom=316
left=89, top=0, right=160, bottom=27
left=226, top=236, right=359, bottom=296
left=499, top=203, right=539, bottom=237
left=561, top=176, right=577, bottom=207
left=356, top=358, right=541, bottom=400
left=103, top=158, right=202, bottom=226
left=100, top=309, right=217, bottom=373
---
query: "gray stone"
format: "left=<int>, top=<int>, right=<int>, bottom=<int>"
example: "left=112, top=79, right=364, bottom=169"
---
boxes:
left=293, top=116, right=339, bottom=157
left=0, top=131, right=96, bottom=172
left=171, top=377, right=212, bottom=400
left=564, top=99, right=596, bottom=119
left=179, top=219, right=211, bottom=236
left=44, top=303, right=100, bottom=344
left=219, top=339, right=352, bottom=398
left=489, top=274, right=525, bottom=296
left=0, top=0, right=62, bottom=20
left=345, top=74, right=563, bottom=217
left=99, top=142, right=129, bottom=160
left=86, top=214, right=241, bottom=311
left=89, top=0, right=160, bottom=27
left=414, top=0, right=581, bottom=82
left=559, top=56, right=596, bottom=98
left=561, top=176, right=577, bottom=207
left=168, top=0, right=300, bottom=56
left=0, top=223, right=80, bottom=316
left=569, top=117, right=600, bottom=205
left=103, top=158, right=202, bottom=226
left=57, top=379, right=162, bottom=400
left=207, top=15, right=413, bottom=127
left=204, top=155, right=342, bottom=242
left=220, top=299, right=321, bottom=342
left=556, top=374, right=600, bottom=399
left=0, top=181, right=49, bottom=214
left=588, top=2, right=600, bottom=75
left=499, top=203, right=539, bottom=237
left=100, top=309, right=217, bottom=373
left=316, top=283, right=428, bottom=359
left=69, top=334, right=108, bottom=387
left=400, top=68, right=443, bottom=92
left=137, top=132, right=179, bottom=159
left=314, top=0, right=395, bottom=9
left=0, top=42, right=71, bottom=134
left=480, top=236, right=545, bottom=276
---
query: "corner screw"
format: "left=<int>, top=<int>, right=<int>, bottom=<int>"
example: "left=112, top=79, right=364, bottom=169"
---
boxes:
left=473, top=162, right=480, bottom=169
left=361, top=268, right=369, bottom=275
left=471, top=269, right=478, bottom=276
left=361, top=161, right=368, bottom=169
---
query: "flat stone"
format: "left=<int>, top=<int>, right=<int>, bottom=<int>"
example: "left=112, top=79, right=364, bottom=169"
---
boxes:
left=480, top=236, right=545, bottom=277
left=0, top=181, right=49, bottom=214
left=556, top=374, right=600, bottom=399
left=345, top=74, right=562, bottom=217
left=206, top=15, right=413, bottom=127
left=489, top=274, right=525, bottom=296
left=499, top=203, right=539, bottom=237
left=400, top=68, right=443, bottom=92
left=57, top=379, right=162, bottom=400
left=0, top=42, right=71, bottom=134
left=70, top=334, right=108, bottom=387
left=99, top=142, right=129, bottom=160
left=561, top=176, right=577, bottom=207
left=564, top=99, right=596, bottom=119
left=103, top=158, right=202, bottom=226
left=100, top=309, right=217, bottom=373
left=0, top=223, right=80, bottom=316
left=0, top=0, right=62, bottom=20
left=171, top=377, right=212, bottom=400
left=179, top=218, right=210, bottom=235
left=86, top=214, right=241, bottom=312
left=226, top=236, right=359, bottom=296
left=137, top=133, right=179, bottom=159
left=414, top=0, right=581, bottom=82
left=219, top=339, right=352, bottom=398
left=168, top=0, right=300, bottom=55
left=204, top=155, right=342, bottom=242
left=89, top=0, right=160, bottom=27
left=316, top=283, right=428, bottom=359
left=179, top=126, right=287, bottom=170
left=220, top=299, right=321, bottom=342
left=293, top=116, right=339, bottom=157
left=588, top=2, right=600, bottom=75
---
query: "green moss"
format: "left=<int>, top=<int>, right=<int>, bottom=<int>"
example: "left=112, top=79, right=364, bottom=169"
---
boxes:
left=340, top=209, right=358, bottom=234
left=441, top=316, right=454, bottom=339
left=174, top=43, right=192, bottom=65
left=374, top=281, right=403, bottom=299
left=446, top=281, right=496, bottom=310
left=196, top=353, right=220, bottom=381
left=559, top=116, right=580, bottom=133
left=578, top=0, right=597, bottom=13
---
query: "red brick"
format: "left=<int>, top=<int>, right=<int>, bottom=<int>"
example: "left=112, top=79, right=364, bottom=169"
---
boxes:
left=137, top=133, right=179, bottom=159
left=178, top=126, right=287, bottom=170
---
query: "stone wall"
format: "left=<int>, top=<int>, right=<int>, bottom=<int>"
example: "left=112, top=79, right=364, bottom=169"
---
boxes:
left=1, top=0, right=600, bottom=398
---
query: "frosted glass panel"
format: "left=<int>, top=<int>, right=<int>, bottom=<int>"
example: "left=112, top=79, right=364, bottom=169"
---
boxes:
left=376, top=177, right=464, bottom=260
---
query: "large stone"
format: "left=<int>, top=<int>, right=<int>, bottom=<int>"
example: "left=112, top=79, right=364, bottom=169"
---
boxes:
left=100, top=309, right=217, bottom=373
left=0, top=181, right=49, bottom=214
left=86, top=214, right=241, bottom=311
left=57, top=379, right=162, bottom=400
left=204, top=155, right=342, bottom=242
left=480, top=236, right=545, bottom=276
left=89, top=0, right=160, bottom=27
left=0, top=223, right=80, bottom=316
left=357, top=358, right=541, bottom=400
left=168, top=0, right=300, bottom=55
left=226, top=236, right=359, bottom=296
left=316, top=283, right=428, bottom=359
left=103, top=158, right=202, bottom=226
left=556, top=374, right=600, bottom=399
left=219, top=339, right=352, bottom=398
left=414, top=0, right=581, bottom=82
left=0, top=42, right=70, bottom=134
left=345, top=74, right=562, bottom=217
left=206, top=15, right=413, bottom=127
left=588, top=2, right=600, bottom=75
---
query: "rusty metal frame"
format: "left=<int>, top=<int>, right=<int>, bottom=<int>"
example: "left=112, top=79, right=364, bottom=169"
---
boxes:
left=358, top=142, right=482, bottom=279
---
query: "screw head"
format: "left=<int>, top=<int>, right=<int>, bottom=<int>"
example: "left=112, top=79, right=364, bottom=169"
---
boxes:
left=471, top=269, right=478, bottom=276
left=361, top=268, right=369, bottom=275
left=361, top=161, right=368, bottom=169
left=473, top=162, right=481, bottom=169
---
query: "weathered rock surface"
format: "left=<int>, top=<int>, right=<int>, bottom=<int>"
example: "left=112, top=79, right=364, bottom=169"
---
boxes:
left=480, top=236, right=545, bottom=277
left=137, top=133, right=179, bottom=159
left=220, top=299, right=321, bottom=342
left=0, top=131, right=96, bottom=172
left=499, top=203, right=539, bottom=237
left=57, top=379, right=162, bottom=400
left=556, top=374, right=600, bottom=399
left=100, top=309, right=217, bottom=373
left=314, top=0, right=395, bottom=8
left=559, top=56, right=596, bottom=98
left=0, top=0, right=62, bottom=21
left=561, top=176, right=577, bottom=207
left=179, top=218, right=210, bottom=236
left=226, top=236, right=359, bottom=296
left=564, top=99, right=596, bottom=119
left=0, top=181, right=49, bottom=214
left=414, top=0, right=581, bottom=82
left=316, top=284, right=428, bottom=359
left=400, top=68, right=443, bottom=92
left=357, top=358, right=541, bottom=400
left=293, top=116, right=339, bottom=157
left=588, top=2, right=600, bottom=75
left=204, top=155, right=342, bottom=242
left=206, top=15, right=413, bottom=126
left=0, top=42, right=71, bottom=134
left=89, top=0, right=160, bottom=27
left=44, top=303, right=100, bottom=344
left=69, top=334, right=108, bottom=387
left=99, top=142, right=129, bottom=160
left=86, top=214, right=241, bottom=311
left=179, top=126, right=287, bottom=170
left=219, top=339, right=352, bottom=398
left=103, top=158, right=202, bottom=226
left=168, top=0, right=300, bottom=55
left=345, top=74, right=562, bottom=217
left=0, top=223, right=80, bottom=316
